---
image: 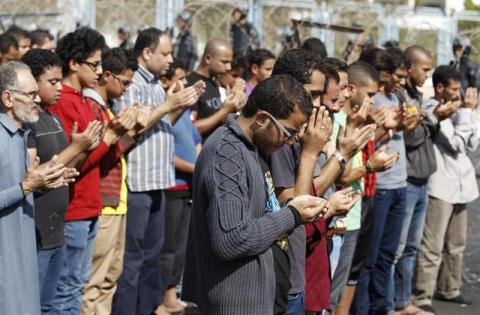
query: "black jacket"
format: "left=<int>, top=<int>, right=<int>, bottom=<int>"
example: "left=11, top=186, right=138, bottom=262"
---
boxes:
left=398, top=84, right=439, bottom=184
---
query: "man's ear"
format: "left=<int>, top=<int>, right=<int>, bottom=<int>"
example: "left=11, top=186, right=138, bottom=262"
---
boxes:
left=255, top=111, right=270, bottom=127
left=348, top=83, right=357, bottom=97
left=102, top=70, right=112, bottom=81
left=435, top=83, right=444, bottom=96
left=69, top=59, right=80, bottom=73
left=1, top=90, right=15, bottom=109
left=251, top=64, right=259, bottom=76
left=204, top=54, right=211, bottom=65
left=141, top=47, right=151, bottom=62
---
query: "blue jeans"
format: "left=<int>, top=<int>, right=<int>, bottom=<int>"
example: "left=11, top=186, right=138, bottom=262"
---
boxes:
left=51, top=218, right=98, bottom=315
left=38, top=245, right=66, bottom=315
left=352, top=188, right=406, bottom=315
left=287, top=291, right=304, bottom=315
left=390, top=182, right=429, bottom=309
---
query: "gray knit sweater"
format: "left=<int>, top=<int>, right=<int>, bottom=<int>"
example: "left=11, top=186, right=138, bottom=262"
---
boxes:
left=182, top=116, right=299, bottom=315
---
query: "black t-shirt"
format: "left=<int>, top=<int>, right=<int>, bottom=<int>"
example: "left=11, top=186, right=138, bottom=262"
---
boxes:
left=187, top=72, right=223, bottom=121
left=26, top=110, right=69, bottom=250
left=258, top=153, right=291, bottom=312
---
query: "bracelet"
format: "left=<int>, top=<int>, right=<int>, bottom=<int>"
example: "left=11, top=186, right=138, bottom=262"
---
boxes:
left=333, top=150, right=347, bottom=170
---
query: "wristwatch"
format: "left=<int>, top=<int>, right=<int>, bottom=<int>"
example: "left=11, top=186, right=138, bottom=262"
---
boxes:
left=334, top=150, right=347, bottom=170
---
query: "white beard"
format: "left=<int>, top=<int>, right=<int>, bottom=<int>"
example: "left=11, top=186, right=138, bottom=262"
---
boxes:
left=14, top=104, right=38, bottom=123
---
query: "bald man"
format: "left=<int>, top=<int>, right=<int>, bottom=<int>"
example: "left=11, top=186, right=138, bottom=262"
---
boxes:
left=391, top=46, right=454, bottom=315
left=186, top=38, right=243, bottom=138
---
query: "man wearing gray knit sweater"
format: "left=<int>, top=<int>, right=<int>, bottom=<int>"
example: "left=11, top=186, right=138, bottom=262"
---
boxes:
left=182, top=75, right=329, bottom=315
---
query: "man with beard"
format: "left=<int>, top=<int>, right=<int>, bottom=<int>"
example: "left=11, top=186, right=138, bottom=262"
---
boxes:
left=182, top=75, right=328, bottom=315
left=0, top=60, right=76, bottom=314
left=22, top=48, right=102, bottom=314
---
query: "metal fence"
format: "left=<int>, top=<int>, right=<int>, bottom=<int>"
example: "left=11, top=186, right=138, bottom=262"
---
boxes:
left=2, top=0, right=480, bottom=65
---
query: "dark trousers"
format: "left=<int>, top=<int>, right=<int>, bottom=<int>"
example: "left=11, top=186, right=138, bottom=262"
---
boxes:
left=159, top=190, right=192, bottom=294
left=352, top=188, right=406, bottom=315
left=273, top=243, right=291, bottom=315
left=112, top=190, right=166, bottom=315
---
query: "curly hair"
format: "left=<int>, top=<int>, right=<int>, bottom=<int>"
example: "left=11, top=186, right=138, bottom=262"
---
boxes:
left=21, top=48, right=61, bottom=79
left=56, top=27, right=107, bottom=75
left=242, top=74, right=313, bottom=119
left=272, top=48, right=325, bottom=85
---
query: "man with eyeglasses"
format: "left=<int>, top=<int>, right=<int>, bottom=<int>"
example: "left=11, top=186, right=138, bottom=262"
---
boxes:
left=182, top=74, right=328, bottom=315
left=0, top=60, right=78, bottom=315
left=48, top=27, right=135, bottom=314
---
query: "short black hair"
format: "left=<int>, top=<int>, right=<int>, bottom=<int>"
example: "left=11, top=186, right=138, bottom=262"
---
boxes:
left=386, top=48, right=411, bottom=70
left=232, top=54, right=248, bottom=71
left=247, top=48, right=275, bottom=69
left=124, top=49, right=138, bottom=72
left=432, top=65, right=461, bottom=88
left=301, top=37, right=327, bottom=60
left=323, top=57, right=348, bottom=73
left=360, top=47, right=395, bottom=74
left=102, top=47, right=137, bottom=75
left=30, top=29, right=54, bottom=47
left=21, top=48, right=61, bottom=79
left=133, top=27, right=166, bottom=59
left=347, top=60, right=380, bottom=87
left=272, top=48, right=324, bottom=84
left=0, top=33, right=18, bottom=54
left=163, top=59, right=187, bottom=80
left=242, top=74, right=313, bottom=119
left=6, top=25, right=30, bottom=42
left=319, top=61, right=340, bottom=83
left=56, top=27, right=107, bottom=75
